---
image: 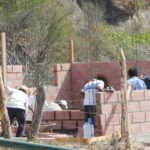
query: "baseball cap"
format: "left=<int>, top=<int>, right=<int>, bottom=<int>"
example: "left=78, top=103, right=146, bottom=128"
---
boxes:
left=58, top=100, right=68, bottom=109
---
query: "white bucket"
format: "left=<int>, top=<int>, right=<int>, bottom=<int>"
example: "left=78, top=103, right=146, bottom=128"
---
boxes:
left=83, top=123, right=94, bottom=138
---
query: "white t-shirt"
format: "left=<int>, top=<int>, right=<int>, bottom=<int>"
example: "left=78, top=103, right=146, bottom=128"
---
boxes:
left=7, top=87, right=29, bottom=112
left=26, top=95, right=49, bottom=121
left=82, top=79, right=104, bottom=106
left=83, top=89, right=98, bottom=105
left=26, top=95, right=36, bottom=121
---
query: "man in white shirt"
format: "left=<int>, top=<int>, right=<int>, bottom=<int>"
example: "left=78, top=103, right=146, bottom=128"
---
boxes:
left=7, top=85, right=29, bottom=137
left=26, top=89, right=48, bottom=124
left=81, top=78, right=105, bottom=124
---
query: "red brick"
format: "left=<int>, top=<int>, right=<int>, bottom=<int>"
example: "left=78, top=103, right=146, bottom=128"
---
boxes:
left=104, top=92, right=119, bottom=103
left=131, top=90, right=145, bottom=101
left=78, top=121, right=85, bottom=127
left=130, top=123, right=141, bottom=134
left=72, top=85, right=83, bottom=94
left=140, top=101, right=150, bottom=111
left=63, top=121, right=77, bottom=130
left=145, top=90, right=150, bottom=100
left=55, top=111, right=70, bottom=120
left=56, top=92, right=71, bottom=101
left=7, top=73, right=18, bottom=80
left=42, top=111, right=55, bottom=120
left=117, top=91, right=121, bottom=102
left=71, top=100, right=83, bottom=109
left=13, top=65, right=22, bottom=72
left=71, top=64, right=89, bottom=72
left=48, top=121, right=62, bottom=130
left=57, top=71, right=70, bottom=80
left=101, top=103, right=113, bottom=114
left=102, top=125, right=114, bottom=135
left=54, top=64, right=61, bottom=71
left=146, top=111, right=150, bottom=122
left=112, top=103, right=121, bottom=113
left=46, top=94, right=57, bottom=101
left=105, top=114, right=120, bottom=125
left=7, top=65, right=13, bottom=72
left=71, top=110, right=84, bottom=120
left=128, top=102, right=140, bottom=112
left=16, top=73, right=23, bottom=80
left=71, top=71, right=89, bottom=81
left=77, top=127, right=83, bottom=138
left=46, top=86, right=60, bottom=93
left=61, top=64, right=71, bottom=71
left=141, top=122, right=150, bottom=133
left=13, top=80, right=23, bottom=87
left=96, top=92, right=105, bottom=104
left=114, top=125, right=121, bottom=132
left=95, top=115, right=105, bottom=126
left=54, top=71, right=58, bottom=86
left=132, top=112, right=145, bottom=123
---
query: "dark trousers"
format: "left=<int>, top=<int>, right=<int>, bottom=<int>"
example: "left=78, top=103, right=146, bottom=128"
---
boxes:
left=84, top=105, right=96, bottom=124
left=7, top=108, right=25, bottom=137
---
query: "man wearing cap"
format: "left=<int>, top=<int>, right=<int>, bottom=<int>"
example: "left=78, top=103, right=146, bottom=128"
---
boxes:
left=6, top=85, right=29, bottom=137
left=58, top=100, right=68, bottom=110
left=81, top=78, right=105, bottom=124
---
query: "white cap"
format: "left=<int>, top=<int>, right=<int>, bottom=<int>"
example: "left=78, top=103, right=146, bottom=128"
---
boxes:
left=58, top=100, right=68, bottom=109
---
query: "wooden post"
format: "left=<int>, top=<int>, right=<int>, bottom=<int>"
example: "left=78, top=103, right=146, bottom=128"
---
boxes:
left=27, top=86, right=45, bottom=141
left=0, top=32, right=12, bottom=139
left=1, top=32, right=7, bottom=85
left=0, top=73, right=12, bottom=138
left=68, top=40, right=74, bottom=64
left=118, top=48, right=134, bottom=150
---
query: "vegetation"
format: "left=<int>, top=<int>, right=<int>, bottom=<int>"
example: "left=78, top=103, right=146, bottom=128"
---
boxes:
left=0, top=0, right=149, bottom=85
left=0, top=0, right=72, bottom=85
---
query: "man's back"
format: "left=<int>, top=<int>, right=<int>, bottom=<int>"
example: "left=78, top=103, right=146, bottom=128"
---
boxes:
left=128, top=76, right=147, bottom=90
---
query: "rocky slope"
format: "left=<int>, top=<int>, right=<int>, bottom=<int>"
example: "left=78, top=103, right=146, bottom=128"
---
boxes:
left=62, top=0, right=150, bottom=28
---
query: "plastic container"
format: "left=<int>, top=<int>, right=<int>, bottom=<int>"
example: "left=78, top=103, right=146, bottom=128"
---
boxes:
left=83, top=123, right=94, bottom=138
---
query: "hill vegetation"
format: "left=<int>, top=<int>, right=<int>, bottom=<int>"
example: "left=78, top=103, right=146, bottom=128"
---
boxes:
left=0, top=0, right=149, bottom=85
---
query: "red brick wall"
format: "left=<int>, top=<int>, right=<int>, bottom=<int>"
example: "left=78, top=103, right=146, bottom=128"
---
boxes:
left=95, top=90, right=150, bottom=136
left=0, top=65, right=23, bottom=87
left=42, top=110, right=85, bottom=131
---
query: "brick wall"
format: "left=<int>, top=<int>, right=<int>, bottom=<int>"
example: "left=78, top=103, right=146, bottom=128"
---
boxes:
left=95, top=90, right=150, bottom=136
left=42, top=110, right=85, bottom=131
left=0, top=65, right=23, bottom=87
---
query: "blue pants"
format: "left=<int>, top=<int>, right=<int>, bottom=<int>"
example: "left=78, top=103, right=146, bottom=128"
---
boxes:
left=7, top=108, right=25, bottom=137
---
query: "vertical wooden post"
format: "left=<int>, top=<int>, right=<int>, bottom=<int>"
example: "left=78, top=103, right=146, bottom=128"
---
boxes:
left=68, top=40, right=74, bottom=64
left=0, top=32, right=12, bottom=139
left=1, top=32, right=7, bottom=85
left=118, top=48, right=133, bottom=150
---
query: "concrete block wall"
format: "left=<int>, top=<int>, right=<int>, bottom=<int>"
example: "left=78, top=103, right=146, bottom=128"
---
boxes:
left=42, top=110, right=85, bottom=131
left=69, top=60, right=150, bottom=109
left=95, top=90, right=150, bottom=136
left=0, top=65, right=23, bottom=87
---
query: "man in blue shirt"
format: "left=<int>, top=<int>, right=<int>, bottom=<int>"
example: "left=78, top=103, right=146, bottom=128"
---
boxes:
left=127, top=68, right=147, bottom=90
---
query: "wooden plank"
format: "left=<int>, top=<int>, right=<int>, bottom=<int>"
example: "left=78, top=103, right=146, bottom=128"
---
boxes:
left=55, top=131, right=121, bottom=144
left=68, top=40, right=74, bottom=64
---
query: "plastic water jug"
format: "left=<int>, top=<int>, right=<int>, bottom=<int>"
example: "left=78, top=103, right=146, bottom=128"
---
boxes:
left=83, top=123, right=94, bottom=138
